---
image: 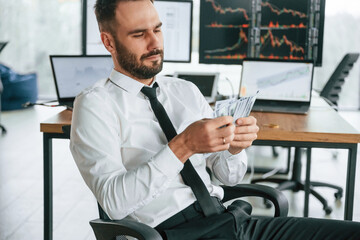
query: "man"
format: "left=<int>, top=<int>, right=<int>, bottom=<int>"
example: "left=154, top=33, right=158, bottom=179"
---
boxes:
left=70, top=0, right=360, bottom=239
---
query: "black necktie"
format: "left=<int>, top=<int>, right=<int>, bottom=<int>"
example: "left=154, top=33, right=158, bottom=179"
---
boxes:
left=141, top=82, right=220, bottom=217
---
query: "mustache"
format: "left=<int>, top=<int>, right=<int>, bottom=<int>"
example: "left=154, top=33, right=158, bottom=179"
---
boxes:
left=141, top=49, right=163, bottom=60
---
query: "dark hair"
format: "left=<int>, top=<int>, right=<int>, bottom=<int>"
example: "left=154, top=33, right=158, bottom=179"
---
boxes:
left=94, top=0, right=154, bottom=35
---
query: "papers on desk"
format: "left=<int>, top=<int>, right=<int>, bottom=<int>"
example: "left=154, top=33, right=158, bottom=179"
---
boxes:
left=213, top=91, right=258, bottom=122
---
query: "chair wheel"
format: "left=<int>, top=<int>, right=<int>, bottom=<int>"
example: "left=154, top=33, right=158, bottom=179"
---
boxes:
left=334, top=191, right=343, bottom=200
left=324, top=206, right=332, bottom=215
left=264, top=199, right=272, bottom=209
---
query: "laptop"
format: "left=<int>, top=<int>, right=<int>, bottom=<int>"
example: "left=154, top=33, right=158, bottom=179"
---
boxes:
left=239, top=59, right=314, bottom=114
left=173, top=72, right=219, bottom=103
left=0, top=42, right=8, bottom=53
left=50, top=55, right=113, bottom=109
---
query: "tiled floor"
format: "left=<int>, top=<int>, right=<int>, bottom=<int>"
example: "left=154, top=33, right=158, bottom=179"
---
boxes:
left=0, top=106, right=359, bottom=240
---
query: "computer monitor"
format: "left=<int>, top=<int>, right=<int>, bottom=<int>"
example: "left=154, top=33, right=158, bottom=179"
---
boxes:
left=173, top=72, right=219, bottom=103
left=199, top=0, right=325, bottom=66
left=50, top=55, right=113, bottom=107
left=82, top=0, right=193, bottom=63
left=240, top=59, right=313, bottom=101
left=239, top=58, right=314, bottom=114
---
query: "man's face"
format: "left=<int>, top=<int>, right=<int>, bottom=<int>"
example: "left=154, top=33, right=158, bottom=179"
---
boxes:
left=113, top=36, right=163, bottom=80
left=111, top=0, right=164, bottom=81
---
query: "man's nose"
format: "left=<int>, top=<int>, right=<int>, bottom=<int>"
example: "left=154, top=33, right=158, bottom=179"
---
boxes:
left=147, top=31, right=162, bottom=51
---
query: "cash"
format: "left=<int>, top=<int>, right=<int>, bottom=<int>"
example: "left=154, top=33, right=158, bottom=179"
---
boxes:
left=213, top=91, right=258, bottom=122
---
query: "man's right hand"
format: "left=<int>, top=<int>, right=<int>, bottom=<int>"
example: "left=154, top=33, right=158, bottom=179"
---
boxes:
left=168, top=116, right=235, bottom=163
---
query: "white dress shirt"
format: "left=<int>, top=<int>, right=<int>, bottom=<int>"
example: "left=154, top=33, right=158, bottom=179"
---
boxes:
left=70, top=69, right=248, bottom=227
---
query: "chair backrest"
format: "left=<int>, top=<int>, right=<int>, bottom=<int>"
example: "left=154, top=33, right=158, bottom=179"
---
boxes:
left=320, top=53, right=359, bottom=106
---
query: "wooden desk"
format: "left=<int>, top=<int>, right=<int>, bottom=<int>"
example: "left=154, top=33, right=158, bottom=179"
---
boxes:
left=40, top=109, right=71, bottom=133
left=41, top=106, right=360, bottom=240
left=253, top=110, right=360, bottom=143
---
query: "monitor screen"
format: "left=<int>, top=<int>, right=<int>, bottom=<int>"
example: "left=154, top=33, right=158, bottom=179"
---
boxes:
left=50, top=55, right=113, bottom=99
left=199, top=0, right=325, bottom=66
left=82, top=0, right=193, bottom=63
left=173, top=72, right=219, bottom=102
left=240, top=60, right=314, bottom=102
left=177, top=74, right=215, bottom=96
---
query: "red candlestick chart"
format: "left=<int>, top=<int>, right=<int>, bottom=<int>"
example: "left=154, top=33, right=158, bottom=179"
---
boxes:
left=199, top=0, right=251, bottom=64
left=199, top=0, right=324, bottom=65
left=259, top=0, right=308, bottom=60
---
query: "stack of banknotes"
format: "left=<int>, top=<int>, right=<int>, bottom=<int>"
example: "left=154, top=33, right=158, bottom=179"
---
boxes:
left=213, top=92, right=258, bottom=121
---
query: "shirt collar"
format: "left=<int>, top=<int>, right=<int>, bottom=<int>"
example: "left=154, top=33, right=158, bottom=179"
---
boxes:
left=109, top=69, right=159, bottom=95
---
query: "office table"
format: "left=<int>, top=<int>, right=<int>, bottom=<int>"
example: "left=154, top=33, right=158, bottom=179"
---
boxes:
left=40, top=103, right=360, bottom=240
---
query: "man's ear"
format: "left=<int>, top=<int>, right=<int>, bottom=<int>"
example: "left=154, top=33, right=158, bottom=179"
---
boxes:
left=101, top=32, right=116, bottom=54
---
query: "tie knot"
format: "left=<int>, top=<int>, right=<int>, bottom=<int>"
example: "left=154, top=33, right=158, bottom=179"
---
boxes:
left=141, top=82, right=159, bottom=100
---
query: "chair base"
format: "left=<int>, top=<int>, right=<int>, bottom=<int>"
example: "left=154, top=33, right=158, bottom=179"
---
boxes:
left=251, top=177, right=343, bottom=215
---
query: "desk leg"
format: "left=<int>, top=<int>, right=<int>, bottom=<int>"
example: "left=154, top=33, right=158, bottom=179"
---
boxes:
left=43, top=133, right=53, bottom=240
left=304, top=148, right=311, bottom=217
left=344, top=144, right=357, bottom=220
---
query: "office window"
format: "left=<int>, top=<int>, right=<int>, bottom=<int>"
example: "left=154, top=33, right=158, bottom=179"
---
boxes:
left=0, top=0, right=82, bottom=99
left=313, top=0, right=360, bottom=109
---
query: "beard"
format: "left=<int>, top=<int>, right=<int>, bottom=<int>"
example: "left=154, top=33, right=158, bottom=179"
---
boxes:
left=114, top=38, right=164, bottom=80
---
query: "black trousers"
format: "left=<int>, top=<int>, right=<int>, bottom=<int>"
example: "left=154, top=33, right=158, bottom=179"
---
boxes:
left=155, top=198, right=360, bottom=240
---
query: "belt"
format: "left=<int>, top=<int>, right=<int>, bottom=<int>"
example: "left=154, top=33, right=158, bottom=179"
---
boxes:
left=155, top=197, right=226, bottom=231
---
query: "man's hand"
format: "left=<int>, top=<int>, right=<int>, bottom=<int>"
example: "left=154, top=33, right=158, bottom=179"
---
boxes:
left=169, top=116, right=235, bottom=163
left=228, top=116, right=259, bottom=155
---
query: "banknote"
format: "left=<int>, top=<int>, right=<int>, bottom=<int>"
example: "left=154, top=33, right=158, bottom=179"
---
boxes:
left=213, top=91, right=258, bottom=122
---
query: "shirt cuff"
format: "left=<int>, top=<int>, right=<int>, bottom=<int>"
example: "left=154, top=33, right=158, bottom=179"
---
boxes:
left=221, top=150, right=248, bottom=183
left=221, top=150, right=233, bottom=159
left=221, top=149, right=244, bottom=161
left=152, top=145, right=184, bottom=178
left=227, top=150, right=247, bottom=166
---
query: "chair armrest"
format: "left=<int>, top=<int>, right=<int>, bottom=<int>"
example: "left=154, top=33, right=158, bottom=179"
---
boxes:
left=221, top=184, right=289, bottom=217
left=90, top=218, right=163, bottom=240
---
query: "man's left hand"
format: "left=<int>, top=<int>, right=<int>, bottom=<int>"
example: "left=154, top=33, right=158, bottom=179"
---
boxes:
left=228, top=116, right=259, bottom=155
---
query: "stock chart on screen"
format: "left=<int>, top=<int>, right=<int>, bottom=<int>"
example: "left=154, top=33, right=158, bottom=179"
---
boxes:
left=199, top=0, right=251, bottom=64
left=199, top=0, right=325, bottom=66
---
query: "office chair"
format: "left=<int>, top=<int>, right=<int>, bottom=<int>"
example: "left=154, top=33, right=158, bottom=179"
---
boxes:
left=320, top=53, right=360, bottom=159
left=251, top=53, right=360, bottom=214
left=320, top=53, right=359, bottom=108
left=89, top=184, right=289, bottom=240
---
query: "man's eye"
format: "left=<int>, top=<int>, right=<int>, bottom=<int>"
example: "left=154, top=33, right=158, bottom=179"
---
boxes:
left=133, top=33, right=144, bottom=38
